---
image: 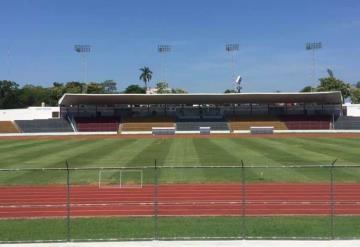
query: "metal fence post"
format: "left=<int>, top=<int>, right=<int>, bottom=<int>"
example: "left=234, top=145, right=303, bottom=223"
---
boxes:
left=330, top=159, right=337, bottom=240
left=153, top=159, right=158, bottom=240
left=65, top=160, right=71, bottom=242
left=241, top=160, right=246, bottom=239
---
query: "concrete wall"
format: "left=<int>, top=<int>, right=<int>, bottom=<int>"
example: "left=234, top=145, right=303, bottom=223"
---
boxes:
left=344, top=104, right=360, bottom=117
left=0, top=107, right=60, bottom=121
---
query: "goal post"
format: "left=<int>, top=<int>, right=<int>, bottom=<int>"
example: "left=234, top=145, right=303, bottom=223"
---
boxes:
left=98, top=169, right=143, bottom=189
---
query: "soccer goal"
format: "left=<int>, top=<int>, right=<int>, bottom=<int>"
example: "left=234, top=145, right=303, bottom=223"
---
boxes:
left=98, top=169, right=143, bottom=189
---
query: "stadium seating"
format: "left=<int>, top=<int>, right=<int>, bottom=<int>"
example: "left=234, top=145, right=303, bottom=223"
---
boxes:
left=228, top=116, right=288, bottom=131
left=334, top=116, right=360, bottom=130
left=15, top=119, right=74, bottom=133
left=176, top=118, right=229, bottom=131
left=75, top=117, right=120, bottom=132
left=0, top=121, right=19, bottom=133
left=280, top=115, right=331, bottom=130
left=121, top=117, right=175, bottom=132
left=176, top=108, right=200, bottom=118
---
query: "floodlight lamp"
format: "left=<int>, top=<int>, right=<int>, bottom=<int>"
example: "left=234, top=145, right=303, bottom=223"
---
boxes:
left=225, top=43, right=239, bottom=52
left=158, top=45, right=171, bottom=53
left=305, top=42, right=322, bottom=50
left=74, top=45, right=91, bottom=53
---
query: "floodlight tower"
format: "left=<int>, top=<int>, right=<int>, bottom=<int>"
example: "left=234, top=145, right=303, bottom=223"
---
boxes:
left=157, top=44, right=171, bottom=84
left=74, top=45, right=91, bottom=84
left=225, top=43, right=239, bottom=92
left=305, top=42, right=322, bottom=90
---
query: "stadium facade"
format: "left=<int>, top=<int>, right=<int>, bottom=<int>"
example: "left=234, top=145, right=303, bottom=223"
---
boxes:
left=1, top=91, right=360, bottom=134
left=59, top=92, right=342, bottom=118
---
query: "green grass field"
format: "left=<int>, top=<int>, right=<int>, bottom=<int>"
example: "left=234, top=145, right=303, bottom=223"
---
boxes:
left=1, top=216, right=359, bottom=242
left=2, top=137, right=360, bottom=167
left=0, top=137, right=359, bottom=184
left=0, top=136, right=359, bottom=242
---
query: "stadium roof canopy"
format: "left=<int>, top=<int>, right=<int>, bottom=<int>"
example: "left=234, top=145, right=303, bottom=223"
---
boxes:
left=59, top=92, right=343, bottom=106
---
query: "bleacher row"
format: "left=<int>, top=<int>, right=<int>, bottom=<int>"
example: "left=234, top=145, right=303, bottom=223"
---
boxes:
left=1, top=115, right=360, bottom=133
left=15, top=119, right=74, bottom=133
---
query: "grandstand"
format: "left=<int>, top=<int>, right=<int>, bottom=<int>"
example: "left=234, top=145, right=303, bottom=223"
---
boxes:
left=3, top=91, right=360, bottom=134
left=56, top=92, right=345, bottom=134
left=281, top=115, right=331, bottom=130
left=15, top=119, right=73, bottom=133
left=0, top=121, right=19, bottom=133
left=75, top=117, right=120, bottom=132
left=228, top=116, right=288, bottom=131
left=121, top=117, right=175, bottom=132
left=334, top=116, right=360, bottom=130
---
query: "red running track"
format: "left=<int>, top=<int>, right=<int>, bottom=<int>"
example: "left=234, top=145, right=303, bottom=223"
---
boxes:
left=0, top=183, right=359, bottom=218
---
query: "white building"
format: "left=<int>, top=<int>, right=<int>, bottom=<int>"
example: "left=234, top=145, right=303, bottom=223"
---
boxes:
left=0, top=106, right=60, bottom=121
left=343, top=103, right=360, bottom=117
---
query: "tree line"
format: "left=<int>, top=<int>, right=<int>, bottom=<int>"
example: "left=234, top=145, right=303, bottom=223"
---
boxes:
left=0, top=66, right=187, bottom=109
left=0, top=80, right=118, bottom=109
left=300, top=71, right=360, bottom=103
left=1, top=67, right=359, bottom=109
left=0, top=80, right=189, bottom=109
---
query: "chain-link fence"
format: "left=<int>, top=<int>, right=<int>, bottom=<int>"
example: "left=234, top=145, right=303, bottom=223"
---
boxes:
left=0, top=161, right=359, bottom=243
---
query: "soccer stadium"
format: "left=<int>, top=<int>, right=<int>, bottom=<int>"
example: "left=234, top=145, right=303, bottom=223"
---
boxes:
left=0, top=90, right=360, bottom=244
left=1, top=1, right=360, bottom=247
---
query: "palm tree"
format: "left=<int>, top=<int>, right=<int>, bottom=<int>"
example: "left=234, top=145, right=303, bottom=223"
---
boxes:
left=139, top=67, right=153, bottom=90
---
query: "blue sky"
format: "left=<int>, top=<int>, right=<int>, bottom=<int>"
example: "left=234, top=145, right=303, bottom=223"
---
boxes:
left=0, top=0, right=359, bottom=92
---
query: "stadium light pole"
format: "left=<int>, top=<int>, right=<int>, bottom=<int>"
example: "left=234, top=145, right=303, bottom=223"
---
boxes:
left=157, top=44, right=171, bottom=85
left=6, top=47, right=11, bottom=80
left=74, top=45, right=91, bottom=85
left=305, top=42, right=322, bottom=91
left=225, top=43, right=239, bottom=92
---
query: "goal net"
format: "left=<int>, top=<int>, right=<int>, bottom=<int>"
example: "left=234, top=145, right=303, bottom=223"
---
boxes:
left=98, top=169, right=143, bottom=189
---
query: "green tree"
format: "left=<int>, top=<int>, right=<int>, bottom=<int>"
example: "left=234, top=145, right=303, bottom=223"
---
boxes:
left=350, top=88, right=360, bottom=104
left=300, top=86, right=316, bottom=92
left=224, top=89, right=237, bottom=93
left=171, top=88, right=187, bottom=94
left=355, top=81, right=360, bottom=89
left=123, top=84, right=146, bottom=94
left=155, top=82, right=171, bottom=94
left=139, top=67, right=153, bottom=90
left=19, top=85, right=51, bottom=107
left=317, top=77, right=351, bottom=102
left=50, top=82, right=65, bottom=105
left=64, top=81, right=84, bottom=93
left=86, top=82, right=104, bottom=94
left=0, top=80, right=21, bottom=109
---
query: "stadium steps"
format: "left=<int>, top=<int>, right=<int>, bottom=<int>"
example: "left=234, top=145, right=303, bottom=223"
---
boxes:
left=75, top=117, right=120, bottom=132
left=0, top=121, right=19, bottom=133
left=121, top=117, right=175, bottom=132
left=15, top=119, right=74, bottom=133
left=228, top=116, right=288, bottom=131
left=334, top=116, right=360, bottom=130
left=281, top=115, right=331, bottom=130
